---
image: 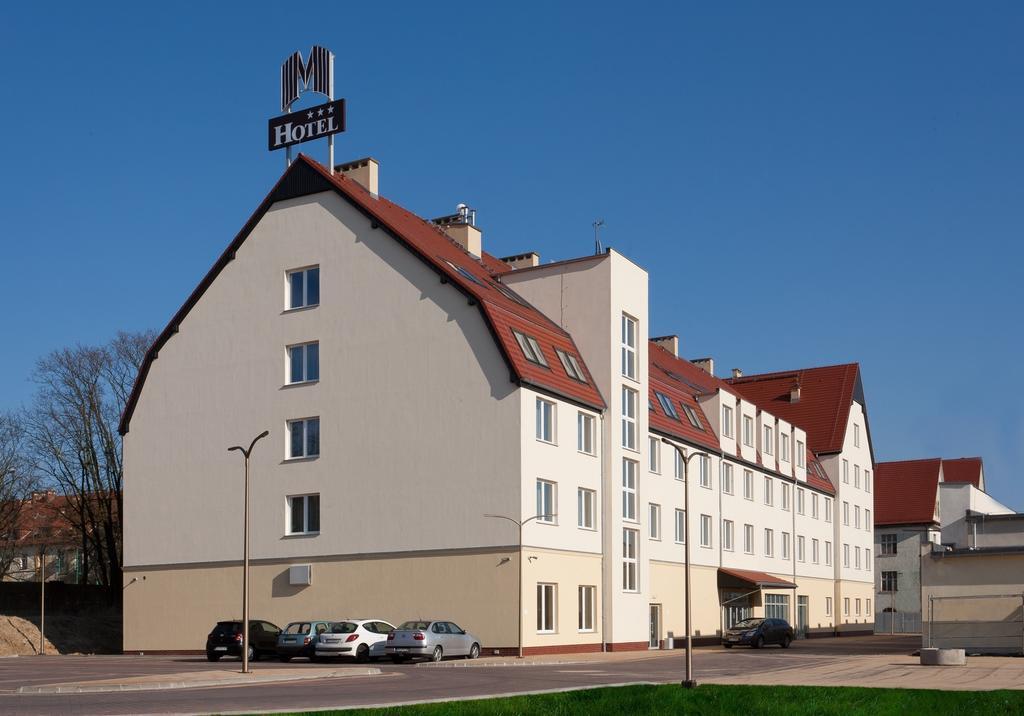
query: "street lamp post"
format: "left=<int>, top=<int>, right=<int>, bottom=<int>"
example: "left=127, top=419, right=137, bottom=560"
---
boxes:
left=228, top=430, right=269, bottom=675
left=484, top=512, right=555, bottom=659
left=661, top=438, right=708, bottom=689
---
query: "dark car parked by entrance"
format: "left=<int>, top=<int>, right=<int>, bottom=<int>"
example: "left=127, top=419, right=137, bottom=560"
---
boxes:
left=206, top=620, right=282, bottom=661
left=722, top=617, right=794, bottom=649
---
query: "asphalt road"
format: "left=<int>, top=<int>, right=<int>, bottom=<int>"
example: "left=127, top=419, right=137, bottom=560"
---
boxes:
left=0, top=635, right=920, bottom=715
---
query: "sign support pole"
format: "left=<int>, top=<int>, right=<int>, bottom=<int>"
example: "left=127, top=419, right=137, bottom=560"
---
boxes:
left=328, top=51, right=335, bottom=175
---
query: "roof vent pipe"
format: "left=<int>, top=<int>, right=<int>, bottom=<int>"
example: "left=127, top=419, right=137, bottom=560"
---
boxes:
left=732, top=368, right=743, bottom=378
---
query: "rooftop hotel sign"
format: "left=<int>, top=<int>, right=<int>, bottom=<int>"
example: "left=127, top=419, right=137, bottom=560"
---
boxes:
left=269, top=46, right=345, bottom=170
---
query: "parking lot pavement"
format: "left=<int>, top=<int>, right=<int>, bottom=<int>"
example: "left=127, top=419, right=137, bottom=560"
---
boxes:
left=4, top=635, right=1018, bottom=716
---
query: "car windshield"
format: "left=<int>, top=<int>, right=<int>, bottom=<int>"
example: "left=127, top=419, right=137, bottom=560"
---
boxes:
left=398, top=621, right=431, bottom=631
left=284, top=622, right=311, bottom=635
left=331, top=622, right=357, bottom=634
left=733, top=618, right=765, bottom=629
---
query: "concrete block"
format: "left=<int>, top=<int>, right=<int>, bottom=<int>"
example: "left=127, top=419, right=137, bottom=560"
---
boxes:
left=920, top=648, right=966, bottom=666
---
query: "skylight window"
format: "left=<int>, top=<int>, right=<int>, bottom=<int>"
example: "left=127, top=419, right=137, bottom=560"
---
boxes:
left=655, top=392, right=679, bottom=420
left=512, top=329, right=548, bottom=367
left=681, top=404, right=704, bottom=431
left=556, top=349, right=587, bottom=383
left=444, top=260, right=487, bottom=288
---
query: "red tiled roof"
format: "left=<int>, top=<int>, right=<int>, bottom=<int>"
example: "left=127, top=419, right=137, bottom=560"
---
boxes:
left=2, top=491, right=78, bottom=548
left=941, top=457, right=983, bottom=489
left=120, top=156, right=604, bottom=433
left=726, top=364, right=860, bottom=455
left=718, top=567, right=797, bottom=589
left=874, top=458, right=942, bottom=526
left=478, top=251, right=512, bottom=275
left=805, top=449, right=836, bottom=496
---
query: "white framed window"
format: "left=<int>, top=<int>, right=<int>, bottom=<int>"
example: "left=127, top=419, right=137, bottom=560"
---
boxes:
left=825, top=540, right=832, bottom=566
left=722, top=519, right=734, bottom=551
left=578, top=585, right=596, bottom=632
left=556, top=349, right=588, bottom=383
left=287, top=493, right=320, bottom=535
left=780, top=433, right=789, bottom=462
left=287, top=266, right=320, bottom=310
left=812, top=538, right=819, bottom=564
left=867, top=598, right=872, bottom=614
left=865, top=508, right=871, bottom=529
left=796, top=440, right=805, bottom=467
left=622, top=528, right=638, bottom=592
left=763, top=476, right=773, bottom=506
left=700, top=514, right=712, bottom=548
left=825, top=498, right=833, bottom=523
left=698, top=455, right=711, bottom=489
left=825, top=596, right=833, bottom=617
left=764, top=528, right=774, bottom=557
left=536, top=583, right=556, bottom=633
left=796, top=487, right=805, bottom=515
left=844, top=597, right=850, bottom=616
left=577, top=488, right=596, bottom=530
left=287, top=417, right=320, bottom=459
left=797, top=535, right=806, bottom=562
left=781, top=483, right=791, bottom=511
left=743, top=470, right=754, bottom=500
left=672, top=449, right=682, bottom=479
left=865, top=548, right=871, bottom=571
left=674, top=509, right=686, bottom=544
left=843, top=543, right=850, bottom=568
left=722, top=405, right=734, bottom=438
left=721, top=463, right=734, bottom=494
left=655, top=391, right=679, bottom=420
left=622, top=459, right=637, bottom=521
left=763, top=425, right=774, bottom=455
left=287, top=342, right=319, bottom=384
left=648, top=503, right=662, bottom=540
left=855, top=505, right=861, bottom=529
left=843, top=501, right=850, bottom=526
left=577, top=412, right=596, bottom=455
left=811, top=493, right=819, bottom=519
left=649, top=436, right=660, bottom=473
left=743, top=523, right=754, bottom=554
left=536, top=480, right=556, bottom=523
left=765, top=594, right=790, bottom=621
left=842, top=459, right=849, bottom=484
left=854, top=464, right=860, bottom=488
left=855, top=598, right=861, bottom=616
left=621, top=386, right=637, bottom=450
left=621, top=314, right=638, bottom=380
left=513, top=329, right=548, bottom=367
left=782, top=531, right=790, bottom=560
left=536, top=398, right=556, bottom=444
left=743, top=416, right=754, bottom=447
left=865, top=470, right=872, bottom=493
left=854, top=546, right=861, bottom=569
left=854, top=423, right=860, bottom=447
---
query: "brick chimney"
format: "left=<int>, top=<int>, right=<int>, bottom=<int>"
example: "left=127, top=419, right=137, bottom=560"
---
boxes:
left=335, top=157, right=379, bottom=197
left=651, top=335, right=679, bottom=357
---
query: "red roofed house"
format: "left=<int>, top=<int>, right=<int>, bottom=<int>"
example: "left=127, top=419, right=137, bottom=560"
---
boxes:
left=122, top=154, right=870, bottom=654
left=2, top=490, right=84, bottom=584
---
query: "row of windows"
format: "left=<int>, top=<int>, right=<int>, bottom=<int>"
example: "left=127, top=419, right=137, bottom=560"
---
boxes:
left=657, top=511, right=836, bottom=564
left=513, top=329, right=590, bottom=386
left=535, top=398, right=598, bottom=455
left=535, top=480, right=597, bottom=529
left=844, top=597, right=871, bottom=617
left=535, top=583, right=598, bottom=633
left=720, top=405, right=806, bottom=468
left=841, top=458, right=872, bottom=493
left=841, top=501, right=873, bottom=531
left=841, top=543, right=873, bottom=571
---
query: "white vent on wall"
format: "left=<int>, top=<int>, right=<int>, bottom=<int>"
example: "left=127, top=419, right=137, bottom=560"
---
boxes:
left=289, top=564, right=312, bottom=586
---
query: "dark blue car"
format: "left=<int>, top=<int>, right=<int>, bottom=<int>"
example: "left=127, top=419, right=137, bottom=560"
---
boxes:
left=722, top=617, right=794, bottom=649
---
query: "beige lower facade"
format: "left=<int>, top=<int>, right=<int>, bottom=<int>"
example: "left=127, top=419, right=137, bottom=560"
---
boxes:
left=124, top=548, right=520, bottom=653
left=519, top=547, right=604, bottom=653
left=836, top=579, right=876, bottom=633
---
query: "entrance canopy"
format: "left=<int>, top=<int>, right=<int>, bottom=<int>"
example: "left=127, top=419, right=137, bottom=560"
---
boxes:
left=718, top=567, right=797, bottom=591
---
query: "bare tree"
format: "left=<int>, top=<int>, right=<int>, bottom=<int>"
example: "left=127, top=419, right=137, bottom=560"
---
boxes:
left=23, top=330, right=155, bottom=604
left=0, top=413, right=34, bottom=577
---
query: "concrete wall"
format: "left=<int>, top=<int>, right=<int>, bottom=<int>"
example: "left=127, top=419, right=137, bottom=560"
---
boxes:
left=939, top=482, right=1015, bottom=548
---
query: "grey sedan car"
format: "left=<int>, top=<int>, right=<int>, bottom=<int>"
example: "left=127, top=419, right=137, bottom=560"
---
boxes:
left=384, top=620, right=481, bottom=662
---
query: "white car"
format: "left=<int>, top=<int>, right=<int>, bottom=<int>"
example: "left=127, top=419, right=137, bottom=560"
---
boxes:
left=315, top=619, right=397, bottom=662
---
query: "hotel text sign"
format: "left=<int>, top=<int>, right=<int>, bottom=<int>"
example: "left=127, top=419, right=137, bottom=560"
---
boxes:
left=269, top=46, right=345, bottom=153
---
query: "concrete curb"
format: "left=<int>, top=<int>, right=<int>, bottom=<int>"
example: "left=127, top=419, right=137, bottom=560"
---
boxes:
left=418, top=659, right=591, bottom=668
left=16, top=667, right=382, bottom=694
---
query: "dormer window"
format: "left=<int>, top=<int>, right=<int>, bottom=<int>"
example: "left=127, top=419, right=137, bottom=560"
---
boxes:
left=512, top=329, right=547, bottom=367
left=763, top=425, right=774, bottom=456
left=556, top=349, right=587, bottom=383
left=655, top=392, right=678, bottom=420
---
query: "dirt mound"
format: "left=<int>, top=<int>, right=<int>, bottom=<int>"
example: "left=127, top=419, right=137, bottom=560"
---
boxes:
left=0, top=615, right=59, bottom=655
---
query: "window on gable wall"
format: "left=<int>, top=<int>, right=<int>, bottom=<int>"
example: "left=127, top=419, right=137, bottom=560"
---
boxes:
left=854, top=423, right=860, bottom=447
left=287, top=266, right=320, bottom=310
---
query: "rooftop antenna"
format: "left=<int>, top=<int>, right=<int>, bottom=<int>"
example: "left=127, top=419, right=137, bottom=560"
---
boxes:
left=593, top=219, right=605, bottom=255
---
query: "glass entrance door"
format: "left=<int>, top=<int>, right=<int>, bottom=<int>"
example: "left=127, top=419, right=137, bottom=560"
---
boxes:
left=797, top=596, right=809, bottom=636
left=649, top=604, right=662, bottom=648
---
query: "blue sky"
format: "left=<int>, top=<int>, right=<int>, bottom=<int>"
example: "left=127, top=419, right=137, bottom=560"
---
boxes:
left=2, top=2, right=1022, bottom=507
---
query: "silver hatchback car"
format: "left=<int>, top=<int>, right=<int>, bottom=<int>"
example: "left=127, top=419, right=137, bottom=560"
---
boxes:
left=385, top=620, right=481, bottom=662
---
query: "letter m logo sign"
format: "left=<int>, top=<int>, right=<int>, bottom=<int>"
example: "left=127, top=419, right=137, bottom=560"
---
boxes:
left=281, top=46, right=333, bottom=111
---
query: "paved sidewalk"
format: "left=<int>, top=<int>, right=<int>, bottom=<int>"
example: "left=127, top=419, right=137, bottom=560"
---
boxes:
left=16, top=666, right=383, bottom=694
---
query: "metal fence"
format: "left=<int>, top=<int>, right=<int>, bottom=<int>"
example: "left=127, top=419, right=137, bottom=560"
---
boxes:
left=925, top=593, right=1024, bottom=655
left=874, top=611, right=922, bottom=634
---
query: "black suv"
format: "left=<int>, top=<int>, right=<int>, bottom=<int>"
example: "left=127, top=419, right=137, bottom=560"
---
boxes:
left=206, top=620, right=281, bottom=661
left=722, top=617, right=794, bottom=649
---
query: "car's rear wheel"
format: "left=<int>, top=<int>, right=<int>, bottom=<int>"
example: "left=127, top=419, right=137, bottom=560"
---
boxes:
left=431, top=646, right=443, bottom=662
left=356, top=644, right=369, bottom=663
left=468, top=643, right=480, bottom=660
left=752, top=636, right=763, bottom=649
left=781, top=635, right=792, bottom=649
left=206, top=653, right=221, bottom=662
left=246, top=646, right=255, bottom=661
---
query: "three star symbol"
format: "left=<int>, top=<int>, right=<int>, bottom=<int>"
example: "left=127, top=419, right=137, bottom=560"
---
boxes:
left=303, top=104, right=336, bottom=119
